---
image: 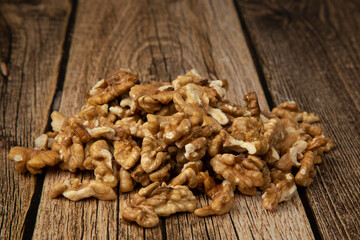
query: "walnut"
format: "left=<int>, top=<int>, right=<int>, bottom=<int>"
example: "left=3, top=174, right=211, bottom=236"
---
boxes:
left=50, top=178, right=117, bottom=201
left=175, top=125, right=212, bottom=149
left=130, top=82, right=175, bottom=113
left=272, top=102, right=320, bottom=123
left=142, top=183, right=197, bottom=216
left=225, top=116, right=269, bottom=155
left=173, top=83, right=208, bottom=126
left=218, top=101, right=247, bottom=117
left=209, top=130, right=228, bottom=157
left=90, top=140, right=117, bottom=187
left=262, top=173, right=297, bottom=211
left=87, top=69, right=138, bottom=105
left=114, top=136, right=140, bottom=170
left=8, top=147, right=60, bottom=174
left=149, top=163, right=171, bottom=182
left=119, top=167, right=135, bottom=192
left=264, top=147, right=280, bottom=165
left=206, top=106, right=229, bottom=125
left=51, top=111, right=65, bottom=132
left=262, top=118, right=285, bottom=146
left=35, top=134, right=49, bottom=150
left=121, top=193, right=160, bottom=228
left=122, top=182, right=197, bottom=227
left=274, top=139, right=307, bottom=172
left=184, top=137, right=208, bottom=162
left=170, top=161, right=202, bottom=188
left=131, top=164, right=151, bottom=187
left=141, top=133, right=167, bottom=173
left=109, top=106, right=133, bottom=118
left=243, top=92, right=260, bottom=117
left=172, top=69, right=202, bottom=90
left=223, top=135, right=268, bottom=155
left=208, top=79, right=229, bottom=100
left=295, top=151, right=320, bottom=187
left=210, top=154, right=265, bottom=195
left=195, top=172, right=235, bottom=216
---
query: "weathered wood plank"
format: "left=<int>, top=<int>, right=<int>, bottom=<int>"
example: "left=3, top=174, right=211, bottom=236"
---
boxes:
left=0, top=0, right=71, bottom=239
left=34, top=0, right=313, bottom=239
left=236, top=0, right=360, bottom=239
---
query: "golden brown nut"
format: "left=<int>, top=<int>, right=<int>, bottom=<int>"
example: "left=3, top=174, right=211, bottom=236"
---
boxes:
left=50, top=111, right=65, bottom=132
left=8, top=147, right=60, bottom=174
left=114, top=136, right=140, bottom=170
left=295, top=151, right=319, bottom=187
left=131, top=164, right=151, bottom=187
left=170, top=161, right=202, bottom=188
left=87, top=69, right=138, bottom=105
left=90, top=140, right=117, bottom=187
left=262, top=173, right=297, bottom=211
left=141, top=134, right=167, bottom=173
left=172, top=69, right=202, bottom=90
left=272, top=102, right=320, bottom=123
left=50, top=178, right=117, bottom=201
left=121, top=193, right=160, bottom=228
left=143, top=182, right=197, bottom=216
left=195, top=172, right=235, bottom=216
left=210, top=154, right=265, bottom=195
left=149, top=163, right=171, bottom=182
left=208, top=129, right=228, bottom=157
left=184, top=137, right=208, bottom=162
left=243, top=92, right=260, bottom=117
left=119, top=167, right=135, bottom=192
left=274, top=139, right=307, bottom=172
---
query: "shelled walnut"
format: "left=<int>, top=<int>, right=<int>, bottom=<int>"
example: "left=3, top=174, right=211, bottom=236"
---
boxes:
left=8, top=69, right=334, bottom=228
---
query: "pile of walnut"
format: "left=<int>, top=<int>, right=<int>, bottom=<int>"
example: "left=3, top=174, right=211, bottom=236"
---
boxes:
left=8, top=68, right=334, bottom=227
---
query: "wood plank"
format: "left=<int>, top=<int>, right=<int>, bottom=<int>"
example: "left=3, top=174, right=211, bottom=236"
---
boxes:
left=236, top=0, right=360, bottom=239
left=34, top=0, right=313, bottom=239
left=0, top=0, right=71, bottom=239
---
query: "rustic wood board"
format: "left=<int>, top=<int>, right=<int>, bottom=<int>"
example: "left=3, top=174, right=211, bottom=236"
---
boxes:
left=0, top=0, right=70, bottom=239
left=32, top=0, right=314, bottom=239
left=236, top=0, right=360, bottom=239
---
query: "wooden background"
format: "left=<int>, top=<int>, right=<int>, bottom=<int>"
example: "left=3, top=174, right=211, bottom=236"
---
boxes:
left=1, top=0, right=359, bottom=239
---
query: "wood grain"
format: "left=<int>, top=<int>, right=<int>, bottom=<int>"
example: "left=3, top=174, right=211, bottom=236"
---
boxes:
left=0, top=0, right=71, bottom=239
left=236, top=0, right=360, bottom=239
left=31, top=0, right=315, bottom=239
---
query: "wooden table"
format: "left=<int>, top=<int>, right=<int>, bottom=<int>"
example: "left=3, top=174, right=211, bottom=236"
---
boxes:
left=1, top=0, right=359, bottom=239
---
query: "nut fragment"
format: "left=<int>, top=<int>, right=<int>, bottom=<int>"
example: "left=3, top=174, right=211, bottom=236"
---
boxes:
left=8, top=147, right=60, bottom=174
left=122, top=182, right=196, bottom=227
left=195, top=172, right=235, bottom=216
left=210, top=154, right=265, bottom=195
left=114, top=136, right=140, bottom=169
left=87, top=69, right=138, bottom=105
left=50, top=178, right=117, bottom=201
left=262, top=173, right=297, bottom=211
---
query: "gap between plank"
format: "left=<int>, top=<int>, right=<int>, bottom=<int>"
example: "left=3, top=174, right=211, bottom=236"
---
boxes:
left=21, top=0, right=78, bottom=239
left=232, top=1, right=322, bottom=240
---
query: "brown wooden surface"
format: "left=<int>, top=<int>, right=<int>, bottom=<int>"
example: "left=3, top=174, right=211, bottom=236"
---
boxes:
left=33, top=0, right=313, bottom=239
left=0, top=0, right=71, bottom=239
left=236, top=0, right=360, bottom=239
left=2, top=0, right=359, bottom=239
